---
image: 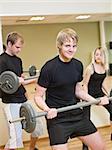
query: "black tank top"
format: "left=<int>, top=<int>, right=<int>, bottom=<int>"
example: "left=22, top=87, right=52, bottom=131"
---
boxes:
left=88, top=65, right=106, bottom=98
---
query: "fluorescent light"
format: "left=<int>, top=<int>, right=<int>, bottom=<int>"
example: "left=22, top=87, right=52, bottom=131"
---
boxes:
left=76, top=15, right=91, bottom=20
left=30, top=16, right=45, bottom=21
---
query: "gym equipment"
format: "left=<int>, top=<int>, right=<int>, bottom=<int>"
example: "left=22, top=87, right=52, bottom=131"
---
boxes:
left=24, top=65, right=39, bottom=76
left=20, top=103, right=36, bottom=133
left=9, top=96, right=112, bottom=133
left=0, top=71, right=39, bottom=94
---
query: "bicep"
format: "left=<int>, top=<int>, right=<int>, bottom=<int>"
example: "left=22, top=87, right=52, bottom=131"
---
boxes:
left=75, top=82, right=83, bottom=97
left=35, top=84, right=46, bottom=97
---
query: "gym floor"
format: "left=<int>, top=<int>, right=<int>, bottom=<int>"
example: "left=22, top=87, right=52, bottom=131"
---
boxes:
left=23, top=126, right=112, bottom=149
left=6, top=126, right=112, bottom=150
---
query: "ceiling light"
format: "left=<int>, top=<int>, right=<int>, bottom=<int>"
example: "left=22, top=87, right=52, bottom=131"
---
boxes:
left=76, top=15, right=91, bottom=20
left=30, top=16, right=45, bottom=21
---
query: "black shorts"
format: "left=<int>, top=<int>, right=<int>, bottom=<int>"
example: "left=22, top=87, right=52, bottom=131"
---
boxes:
left=46, top=109, right=97, bottom=146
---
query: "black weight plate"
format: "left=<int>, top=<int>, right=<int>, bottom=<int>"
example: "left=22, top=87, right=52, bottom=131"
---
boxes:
left=0, top=71, right=19, bottom=94
left=20, top=103, right=36, bottom=133
left=29, top=65, right=37, bottom=76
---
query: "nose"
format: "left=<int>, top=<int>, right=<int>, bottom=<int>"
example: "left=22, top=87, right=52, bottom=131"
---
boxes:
left=18, top=48, right=21, bottom=52
left=69, top=46, right=74, bottom=51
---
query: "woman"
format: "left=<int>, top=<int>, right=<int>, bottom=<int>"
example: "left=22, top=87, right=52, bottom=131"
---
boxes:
left=82, top=47, right=112, bottom=150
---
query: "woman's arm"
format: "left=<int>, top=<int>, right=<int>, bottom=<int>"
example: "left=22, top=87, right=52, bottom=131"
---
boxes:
left=102, top=76, right=111, bottom=96
left=75, top=81, right=109, bottom=105
left=83, top=65, right=92, bottom=93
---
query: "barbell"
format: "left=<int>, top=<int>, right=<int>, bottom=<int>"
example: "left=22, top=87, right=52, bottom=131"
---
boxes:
left=0, top=71, right=39, bottom=94
left=24, top=65, right=39, bottom=76
left=9, top=96, right=112, bottom=133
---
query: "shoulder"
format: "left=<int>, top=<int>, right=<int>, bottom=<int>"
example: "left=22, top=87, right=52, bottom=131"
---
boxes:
left=0, top=53, right=6, bottom=61
left=72, top=58, right=83, bottom=68
left=42, top=56, right=58, bottom=70
left=14, top=55, right=22, bottom=63
left=85, top=63, right=93, bottom=75
left=15, top=55, right=21, bottom=60
left=0, top=52, right=5, bottom=57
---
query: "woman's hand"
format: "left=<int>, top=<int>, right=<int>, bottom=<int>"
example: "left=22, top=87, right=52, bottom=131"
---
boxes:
left=98, top=96, right=109, bottom=105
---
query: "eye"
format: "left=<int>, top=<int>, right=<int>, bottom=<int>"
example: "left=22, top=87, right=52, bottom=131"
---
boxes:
left=65, top=44, right=70, bottom=47
left=73, top=45, right=77, bottom=48
left=15, top=46, right=21, bottom=49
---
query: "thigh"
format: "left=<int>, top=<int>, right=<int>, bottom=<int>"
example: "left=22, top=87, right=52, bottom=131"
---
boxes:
left=79, top=131, right=106, bottom=150
left=3, top=103, right=23, bottom=148
left=3, top=103, right=22, bottom=133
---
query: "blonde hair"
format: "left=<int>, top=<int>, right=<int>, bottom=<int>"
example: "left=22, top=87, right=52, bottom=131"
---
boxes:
left=6, top=32, right=24, bottom=45
left=91, top=47, right=109, bottom=71
left=56, top=28, right=78, bottom=50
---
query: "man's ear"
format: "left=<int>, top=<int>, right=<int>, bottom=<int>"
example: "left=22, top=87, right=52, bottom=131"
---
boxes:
left=7, top=41, right=12, bottom=48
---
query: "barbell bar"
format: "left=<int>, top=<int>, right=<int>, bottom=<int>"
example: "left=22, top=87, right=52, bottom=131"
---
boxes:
left=9, top=96, right=112, bottom=133
left=0, top=71, right=39, bottom=94
left=24, top=65, right=39, bottom=76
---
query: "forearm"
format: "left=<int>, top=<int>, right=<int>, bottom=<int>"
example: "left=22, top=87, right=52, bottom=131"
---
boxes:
left=75, top=84, right=97, bottom=102
left=80, top=91, right=97, bottom=102
left=34, top=95, right=50, bottom=112
left=23, top=78, right=37, bottom=85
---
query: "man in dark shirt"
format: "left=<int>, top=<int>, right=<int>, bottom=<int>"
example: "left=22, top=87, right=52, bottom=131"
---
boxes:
left=0, top=32, right=42, bottom=150
left=34, top=28, right=106, bottom=150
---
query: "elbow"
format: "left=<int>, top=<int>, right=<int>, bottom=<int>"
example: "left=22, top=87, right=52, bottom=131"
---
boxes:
left=75, top=91, right=80, bottom=98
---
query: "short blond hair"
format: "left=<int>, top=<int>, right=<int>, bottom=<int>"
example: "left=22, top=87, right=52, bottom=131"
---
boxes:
left=56, top=28, right=78, bottom=50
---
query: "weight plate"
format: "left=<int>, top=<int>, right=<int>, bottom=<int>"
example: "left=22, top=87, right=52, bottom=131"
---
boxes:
left=0, top=71, right=19, bottom=94
left=29, top=65, right=37, bottom=76
left=20, top=103, right=36, bottom=133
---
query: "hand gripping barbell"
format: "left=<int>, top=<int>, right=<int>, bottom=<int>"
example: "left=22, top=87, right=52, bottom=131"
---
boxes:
left=24, top=65, right=39, bottom=76
left=9, top=96, right=112, bottom=133
left=0, top=71, right=39, bottom=94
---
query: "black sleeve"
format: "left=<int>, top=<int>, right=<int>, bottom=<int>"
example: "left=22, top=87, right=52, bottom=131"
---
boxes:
left=38, top=64, right=51, bottom=88
left=0, top=56, right=7, bottom=97
left=75, top=60, right=83, bottom=82
left=20, top=58, right=23, bottom=74
left=79, top=61, right=83, bottom=82
left=0, top=56, right=8, bottom=74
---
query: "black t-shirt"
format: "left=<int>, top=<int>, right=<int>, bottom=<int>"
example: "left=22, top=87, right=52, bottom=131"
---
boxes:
left=0, top=52, right=27, bottom=103
left=38, top=56, right=83, bottom=108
